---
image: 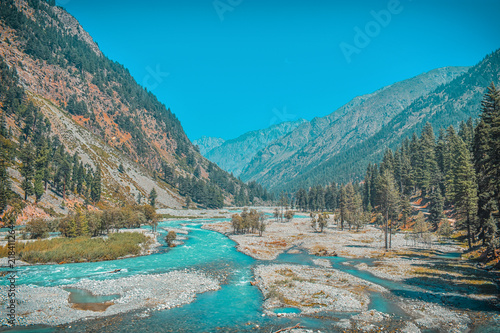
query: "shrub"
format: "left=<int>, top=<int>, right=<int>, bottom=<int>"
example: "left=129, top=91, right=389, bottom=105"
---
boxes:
left=0, top=232, right=149, bottom=263
left=165, top=231, right=176, bottom=247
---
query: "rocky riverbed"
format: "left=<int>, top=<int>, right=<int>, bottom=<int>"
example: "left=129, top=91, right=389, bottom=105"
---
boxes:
left=0, top=270, right=220, bottom=327
left=204, top=208, right=500, bottom=332
left=254, top=264, right=387, bottom=315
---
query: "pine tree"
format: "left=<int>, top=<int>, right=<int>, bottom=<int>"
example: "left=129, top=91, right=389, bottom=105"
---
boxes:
left=79, top=218, right=90, bottom=236
left=68, top=218, right=78, bottom=238
left=325, top=182, right=337, bottom=211
left=400, top=195, right=412, bottom=229
left=53, top=148, right=72, bottom=199
left=458, top=118, right=475, bottom=152
left=295, top=188, right=308, bottom=211
left=76, top=162, right=85, bottom=194
left=363, top=165, right=372, bottom=210
left=339, top=184, right=346, bottom=230
left=162, top=162, right=174, bottom=184
left=194, top=166, right=201, bottom=178
left=33, top=171, right=44, bottom=203
left=343, top=183, right=363, bottom=231
left=473, top=82, right=500, bottom=247
left=416, top=123, right=438, bottom=195
left=409, top=132, right=420, bottom=185
left=413, top=212, right=429, bottom=238
left=0, top=117, right=13, bottom=213
left=400, top=145, right=414, bottom=196
left=71, top=152, right=79, bottom=192
left=19, top=142, right=35, bottom=200
left=444, top=126, right=460, bottom=201
left=376, top=169, right=400, bottom=249
left=450, top=139, right=478, bottom=249
left=279, top=191, right=288, bottom=221
left=436, top=128, right=447, bottom=174
left=428, top=190, right=445, bottom=230
left=315, top=185, right=325, bottom=211
left=149, top=187, right=157, bottom=207
left=379, top=149, right=395, bottom=175
left=90, top=166, right=102, bottom=203
left=483, top=216, right=498, bottom=250
left=369, top=164, right=379, bottom=208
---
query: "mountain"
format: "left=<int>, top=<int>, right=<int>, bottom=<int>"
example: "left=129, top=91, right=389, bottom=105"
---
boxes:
left=193, top=136, right=225, bottom=156
left=239, top=66, right=470, bottom=190
left=0, top=0, right=269, bottom=213
left=204, top=119, right=306, bottom=177
left=282, top=49, right=500, bottom=192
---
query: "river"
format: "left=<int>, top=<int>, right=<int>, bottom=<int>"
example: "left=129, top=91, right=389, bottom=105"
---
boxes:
left=2, top=217, right=499, bottom=332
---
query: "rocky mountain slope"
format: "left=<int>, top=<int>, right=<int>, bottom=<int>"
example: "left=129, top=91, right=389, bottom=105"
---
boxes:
left=203, top=119, right=306, bottom=177
left=239, top=66, right=469, bottom=190
left=0, top=0, right=266, bottom=213
left=282, top=49, right=500, bottom=192
left=193, top=136, right=225, bottom=156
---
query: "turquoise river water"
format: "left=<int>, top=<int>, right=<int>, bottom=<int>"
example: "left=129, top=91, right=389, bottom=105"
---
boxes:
left=1, top=218, right=499, bottom=332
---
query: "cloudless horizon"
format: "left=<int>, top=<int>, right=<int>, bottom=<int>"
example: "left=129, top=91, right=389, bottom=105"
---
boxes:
left=57, top=0, right=500, bottom=141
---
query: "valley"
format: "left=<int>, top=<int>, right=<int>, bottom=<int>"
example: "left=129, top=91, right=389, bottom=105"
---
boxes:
left=1, top=210, right=498, bottom=332
left=0, top=0, right=499, bottom=332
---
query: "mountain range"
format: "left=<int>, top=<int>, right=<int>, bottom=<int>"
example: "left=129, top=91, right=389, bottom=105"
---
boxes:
left=193, top=136, right=225, bottom=156
left=197, top=50, right=500, bottom=192
left=195, top=119, right=305, bottom=177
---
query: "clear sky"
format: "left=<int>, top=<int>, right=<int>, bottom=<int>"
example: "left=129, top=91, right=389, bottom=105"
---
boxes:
left=56, top=0, right=500, bottom=141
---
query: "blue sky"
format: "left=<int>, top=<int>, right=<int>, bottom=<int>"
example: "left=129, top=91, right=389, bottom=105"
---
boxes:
left=57, top=0, right=500, bottom=141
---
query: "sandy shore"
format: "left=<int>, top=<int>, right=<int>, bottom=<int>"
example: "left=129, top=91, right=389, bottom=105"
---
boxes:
left=0, top=270, right=219, bottom=327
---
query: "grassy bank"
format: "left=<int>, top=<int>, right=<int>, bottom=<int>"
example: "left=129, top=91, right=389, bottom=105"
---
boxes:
left=0, top=232, right=151, bottom=264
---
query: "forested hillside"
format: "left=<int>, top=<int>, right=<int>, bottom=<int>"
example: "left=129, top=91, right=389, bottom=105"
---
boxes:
left=281, top=50, right=500, bottom=192
left=0, top=0, right=270, bottom=215
left=292, top=83, right=500, bottom=257
left=0, top=56, right=103, bottom=213
left=240, top=66, right=469, bottom=191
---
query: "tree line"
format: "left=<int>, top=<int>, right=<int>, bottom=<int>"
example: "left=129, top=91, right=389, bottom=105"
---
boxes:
left=25, top=204, right=158, bottom=239
left=231, top=208, right=266, bottom=236
left=0, top=0, right=273, bottom=208
left=0, top=56, right=101, bottom=214
left=291, top=83, right=500, bottom=252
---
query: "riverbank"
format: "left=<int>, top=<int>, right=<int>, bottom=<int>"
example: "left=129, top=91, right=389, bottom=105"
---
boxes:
left=0, top=231, right=156, bottom=265
left=204, top=208, right=499, bottom=332
left=157, top=207, right=235, bottom=220
left=252, top=263, right=494, bottom=332
left=254, top=264, right=387, bottom=315
left=0, top=229, right=161, bottom=266
left=0, top=270, right=220, bottom=327
left=204, top=210, right=461, bottom=258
